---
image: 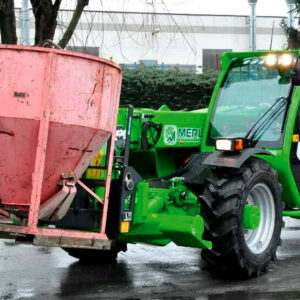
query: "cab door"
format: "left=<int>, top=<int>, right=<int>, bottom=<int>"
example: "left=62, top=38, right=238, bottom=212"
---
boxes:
left=290, top=107, right=300, bottom=191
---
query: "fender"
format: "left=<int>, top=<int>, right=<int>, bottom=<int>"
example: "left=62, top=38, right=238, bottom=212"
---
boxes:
left=202, top=148, right=272, bottom=169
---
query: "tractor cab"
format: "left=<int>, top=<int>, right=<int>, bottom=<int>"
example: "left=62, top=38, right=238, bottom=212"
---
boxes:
left=203, top=52, right=298, bottom=151
left=209, top=54, right=293, bottom=150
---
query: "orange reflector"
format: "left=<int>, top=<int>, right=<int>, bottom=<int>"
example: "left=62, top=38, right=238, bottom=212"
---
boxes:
left=120, top=221, right=130, bottom=233
left=234, top=139, right=244, bottom=151
left=293, top=134, right=299, bottom=143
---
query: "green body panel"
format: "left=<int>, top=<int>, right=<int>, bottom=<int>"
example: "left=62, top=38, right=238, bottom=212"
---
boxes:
left=116, top=105, right=207, bottom=178
left=84, top=104, right=211, bottom=248
left=283, top=210, right=300, bottom=219
left=118, top=106, right=207, bottom=150
left=118, top=179, right=211, bottom=249
left=254, top=87, right=300, bottom=208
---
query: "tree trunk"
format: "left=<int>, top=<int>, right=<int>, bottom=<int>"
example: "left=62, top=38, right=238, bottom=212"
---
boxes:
left=30, top=0, right=61, bottom=45
left=282, top=0, right=300, bottom=49
left=58, top=0, right=89, bottom=49
left=0, top=0, right=17, bottom=44
left=0, top=0, right=89, bottom=49
left=287, top=28, right=300, bottom=49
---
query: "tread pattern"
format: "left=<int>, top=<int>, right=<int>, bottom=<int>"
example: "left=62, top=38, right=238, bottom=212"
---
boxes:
left=200, top=158, right=283, bottom=278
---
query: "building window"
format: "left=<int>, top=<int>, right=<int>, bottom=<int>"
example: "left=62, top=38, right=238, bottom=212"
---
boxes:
left=203, top=49, right=232, bottom=71
left=67, top=46, right=99, bottom=56
left=139, top=60, right=158, bottom=67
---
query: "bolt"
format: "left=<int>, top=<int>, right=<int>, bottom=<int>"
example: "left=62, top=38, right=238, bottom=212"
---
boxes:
left=180, top=191, right=187, bottom=200
left=257, top=240, right=263, bottom=248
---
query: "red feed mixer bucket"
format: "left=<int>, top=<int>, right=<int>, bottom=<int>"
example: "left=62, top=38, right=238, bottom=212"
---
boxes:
left=0, top=45, right=121, bottom=211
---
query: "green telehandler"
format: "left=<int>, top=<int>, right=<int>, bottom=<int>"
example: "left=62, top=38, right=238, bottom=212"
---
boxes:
left=2, top=48, right=300, bottom=279
left=62, top=50, right=300, bottom=278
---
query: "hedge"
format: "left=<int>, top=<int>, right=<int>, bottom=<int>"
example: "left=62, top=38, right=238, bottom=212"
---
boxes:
left=120, top=66, right=220, bottom=111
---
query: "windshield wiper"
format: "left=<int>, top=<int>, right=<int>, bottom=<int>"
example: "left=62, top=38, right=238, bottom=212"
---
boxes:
left=244, top=96, right=288, bottom=141
left=250, top=103, right=286, bottom=141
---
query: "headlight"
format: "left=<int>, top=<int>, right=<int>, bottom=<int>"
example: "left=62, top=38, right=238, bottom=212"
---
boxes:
left=216, top=139, right=234, bottom=151
left=215, top=138, right=244, bottom=152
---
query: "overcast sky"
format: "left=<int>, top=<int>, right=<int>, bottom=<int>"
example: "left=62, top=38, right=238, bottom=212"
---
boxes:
left=15, top=0, right=289, bottom=17
left=96, top=0, right=289, bottom=16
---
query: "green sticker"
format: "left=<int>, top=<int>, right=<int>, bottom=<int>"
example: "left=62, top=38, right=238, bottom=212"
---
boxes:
left=164, top=125, right=177, bottom=145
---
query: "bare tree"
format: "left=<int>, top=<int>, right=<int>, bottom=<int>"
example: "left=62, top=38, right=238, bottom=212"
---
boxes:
left=282, top=0, right=300, bottom=49
left=58, top=0, right=89, bottom=48
left=0, top=0, right=17, bottom=44
left=0, top=0, right=89, bottom=48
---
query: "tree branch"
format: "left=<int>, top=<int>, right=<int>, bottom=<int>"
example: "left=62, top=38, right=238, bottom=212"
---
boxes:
left=58, top=0, right=89, bottom=49
left=282, top=0, right=300, bottom=49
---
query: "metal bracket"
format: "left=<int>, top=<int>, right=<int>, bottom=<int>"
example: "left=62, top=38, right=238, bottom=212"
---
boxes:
left=77, top=179, right=104, bottom=205
left=39, top=172, right=104, bottom=222
left=39, top=173, right=77, bottom=222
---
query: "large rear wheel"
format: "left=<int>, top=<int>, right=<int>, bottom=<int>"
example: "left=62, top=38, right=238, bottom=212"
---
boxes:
left=201, top=158, right=283, bottom=277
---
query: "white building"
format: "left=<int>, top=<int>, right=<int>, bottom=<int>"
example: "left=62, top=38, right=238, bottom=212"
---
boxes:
left=15, top=6, right=291, bottom=72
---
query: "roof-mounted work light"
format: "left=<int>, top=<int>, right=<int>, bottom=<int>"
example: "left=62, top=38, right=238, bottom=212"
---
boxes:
left=264, top=53, right=296, bottom=70
left=279, top=53, right=295, bottom=68
left=264, top=54, right=278, bottom=68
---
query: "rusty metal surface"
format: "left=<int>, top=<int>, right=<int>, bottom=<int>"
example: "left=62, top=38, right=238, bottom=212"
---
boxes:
left=0, top=45, right=121, bottom=207
left=0, top=223, right=108, bottom=240
left=33, top=235, right=112, bottom=249
left=0, top=45, right=122, bottom=242
left=38, top=177, right=77, bottom=222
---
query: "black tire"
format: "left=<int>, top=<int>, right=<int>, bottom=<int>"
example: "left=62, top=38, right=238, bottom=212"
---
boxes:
left=62, top=243, right=126, bottom=264
left=200, top=158, right=283, bottom=278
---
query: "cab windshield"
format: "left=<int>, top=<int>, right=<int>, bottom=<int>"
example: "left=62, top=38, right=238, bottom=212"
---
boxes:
left=209, top=56, right=291, bottom=148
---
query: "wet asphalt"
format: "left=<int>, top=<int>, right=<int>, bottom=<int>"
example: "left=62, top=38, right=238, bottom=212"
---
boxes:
left=1, top=218, right=300, bottom=299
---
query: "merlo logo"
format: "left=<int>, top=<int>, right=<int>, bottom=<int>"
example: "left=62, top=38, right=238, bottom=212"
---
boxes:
left=164, top=125, right=177, bottom=145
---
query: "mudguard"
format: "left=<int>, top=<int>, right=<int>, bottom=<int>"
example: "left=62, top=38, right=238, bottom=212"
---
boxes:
left=203, top=148, right=272, bottom=169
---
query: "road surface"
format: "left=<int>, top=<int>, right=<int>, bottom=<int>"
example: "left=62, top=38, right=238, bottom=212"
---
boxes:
left=1, top=218, right=300, bottom=299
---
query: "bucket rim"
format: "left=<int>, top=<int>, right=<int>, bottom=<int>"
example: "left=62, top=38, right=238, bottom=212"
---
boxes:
left=0, top=44, right=121, bottom=72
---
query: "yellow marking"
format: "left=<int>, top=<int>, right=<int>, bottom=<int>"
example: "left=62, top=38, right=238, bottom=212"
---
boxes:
left=90, top=150, right=105, bottom=167
left=293, top=134, right=299, bottom=143
left=120, top=221, right=130, bottom=233
left=86, top=168, right=103, bottom=179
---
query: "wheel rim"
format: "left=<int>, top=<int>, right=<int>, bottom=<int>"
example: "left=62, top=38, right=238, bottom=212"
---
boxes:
left=244, top=183, right=275, bottom=255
